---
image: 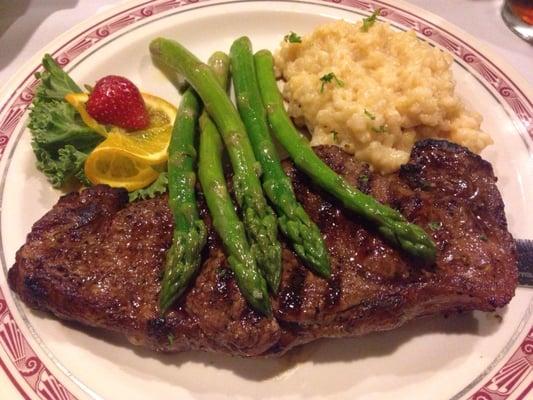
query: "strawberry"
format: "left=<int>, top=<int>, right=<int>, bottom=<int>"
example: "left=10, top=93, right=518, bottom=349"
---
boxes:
left=86, top=75, right=149, bottom=130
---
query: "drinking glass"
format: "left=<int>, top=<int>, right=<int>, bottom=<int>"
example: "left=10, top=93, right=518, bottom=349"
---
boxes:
left=502, top=0, right=533, bottom=43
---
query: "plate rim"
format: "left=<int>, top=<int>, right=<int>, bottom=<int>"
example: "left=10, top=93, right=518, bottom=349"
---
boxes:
left=0, top=1, right=531, bottom=399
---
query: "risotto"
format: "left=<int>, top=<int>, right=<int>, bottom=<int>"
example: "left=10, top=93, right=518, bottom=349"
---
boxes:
left=275, top=20, right=493, bottom=173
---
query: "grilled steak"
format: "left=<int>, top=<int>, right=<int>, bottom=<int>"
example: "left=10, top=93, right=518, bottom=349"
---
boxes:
left=7, top=140, right=517, bottom=357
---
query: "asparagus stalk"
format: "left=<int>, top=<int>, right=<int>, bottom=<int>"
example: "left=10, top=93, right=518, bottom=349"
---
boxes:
left=230, top=37, right=330, bottom=277
left=159, top=89, right=207, bottom=312
left=198, top=112, right=271, bottom=315
left=200, top=51, right=270, bottom=315
left=208, top=51, right=230, bottom=90
left=150, top=38, right=282, bottom=292
left=254, top=50, right=436, bottom=263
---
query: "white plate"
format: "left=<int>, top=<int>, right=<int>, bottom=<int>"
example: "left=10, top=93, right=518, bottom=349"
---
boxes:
left=0, top=1, right=532, bottom=399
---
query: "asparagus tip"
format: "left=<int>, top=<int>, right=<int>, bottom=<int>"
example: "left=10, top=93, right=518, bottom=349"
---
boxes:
left=255, top=49, right=273, bottom=58
left=234, top=36, right=252, bottom=47
left=159, top=296, right=172, bottom=314
left=208, top=51, right=229, bottom=63
left=149, top=38, right=164, bottom=57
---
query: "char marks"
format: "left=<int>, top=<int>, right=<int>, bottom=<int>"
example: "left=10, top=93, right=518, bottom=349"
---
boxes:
left=7, top=140, right=517, bottom=357
left=278, top=263, right=307, bottom=315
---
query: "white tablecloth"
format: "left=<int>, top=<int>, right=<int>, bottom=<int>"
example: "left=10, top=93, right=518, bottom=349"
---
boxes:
left=0, top=0, right=532, bottom=85
left=0, top=0, right=532, bottom=86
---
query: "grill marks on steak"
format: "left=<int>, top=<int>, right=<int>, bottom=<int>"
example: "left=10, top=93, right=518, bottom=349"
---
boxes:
left=7, top=140, right=517, bottom=357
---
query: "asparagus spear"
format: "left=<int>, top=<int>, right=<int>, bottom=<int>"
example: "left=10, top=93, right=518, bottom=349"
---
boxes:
left=254, top=50, right=436, bottom=263
left=159, top=89, right=207, bottom=312
left=230, top=37, right=330, bottom=278
left=208, top=51, right=230, bottom=90
left=199, top=51, right=270, bottom=315
left=198, top=112, right=271, bottom=315
left=150, top=38, right=282, bottom=292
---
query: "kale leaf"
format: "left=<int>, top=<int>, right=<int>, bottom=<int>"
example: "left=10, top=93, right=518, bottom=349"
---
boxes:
left=128, top=172, right=168, bottom=202
left=29, top=54, right=103, bottom=187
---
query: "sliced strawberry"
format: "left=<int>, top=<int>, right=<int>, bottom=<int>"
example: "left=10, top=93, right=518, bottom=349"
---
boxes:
left=86, top=75, right=149, bottom=131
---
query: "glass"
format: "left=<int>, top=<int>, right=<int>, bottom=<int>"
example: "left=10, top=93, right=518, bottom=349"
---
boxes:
left=502, top=0, right=533, bottom=43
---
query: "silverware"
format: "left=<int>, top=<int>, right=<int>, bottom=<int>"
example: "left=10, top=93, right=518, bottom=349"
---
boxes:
left=516, top=239, right=533, bottom=287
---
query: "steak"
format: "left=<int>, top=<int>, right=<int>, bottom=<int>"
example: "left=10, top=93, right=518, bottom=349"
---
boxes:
left=7, top=140, right=518, bottom=357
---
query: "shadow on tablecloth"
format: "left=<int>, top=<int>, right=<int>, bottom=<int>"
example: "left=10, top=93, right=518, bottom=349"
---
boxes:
left=0, top=0, right=78, bottom=71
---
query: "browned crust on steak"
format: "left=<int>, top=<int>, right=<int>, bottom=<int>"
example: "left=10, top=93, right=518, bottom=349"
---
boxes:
left=7, top=140, right=517, bottom=357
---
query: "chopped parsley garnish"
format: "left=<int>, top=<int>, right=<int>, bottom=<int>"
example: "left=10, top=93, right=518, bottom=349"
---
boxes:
left=361, top=9, right=380, bottom=32
left=371, top=125, right=387, bottom=133
left=284, top=31, right=302, bottom=43
left=364, top=109, right=376, bottom=120
left=167, top=333, right=175, bottom=346
left=428, top=221, right=442, bottom=231
left=479, top=234, right=488, bottom=242
left=320, top=72, right=344, bottom=93
left=359, top=174, right=369, bottom=184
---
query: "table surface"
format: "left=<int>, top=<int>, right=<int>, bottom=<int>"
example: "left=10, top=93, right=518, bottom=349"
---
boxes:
left=0, top=0, right=532, bottom=86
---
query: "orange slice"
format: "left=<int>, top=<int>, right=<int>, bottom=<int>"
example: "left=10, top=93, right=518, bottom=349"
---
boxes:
left=65, top=92, right=177, bottom=191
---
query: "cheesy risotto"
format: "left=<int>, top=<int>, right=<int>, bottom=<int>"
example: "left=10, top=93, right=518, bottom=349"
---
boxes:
left=275, top=20, right=492, bottom=173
